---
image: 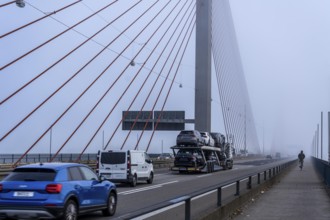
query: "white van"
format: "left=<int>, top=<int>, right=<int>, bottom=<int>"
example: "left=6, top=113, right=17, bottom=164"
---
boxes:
left=97, top=150, right=154, bottom=187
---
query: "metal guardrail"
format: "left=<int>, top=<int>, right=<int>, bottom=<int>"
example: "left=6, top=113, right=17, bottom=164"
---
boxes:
left=123, top=159, right=296, bottom=220
left=0, top=154, right=97, bottom=164
left=0, top=159, right=173, bottom=180
left=0, top=153, right=165, bottom=164
left=312, top=157, right=330, bottom=186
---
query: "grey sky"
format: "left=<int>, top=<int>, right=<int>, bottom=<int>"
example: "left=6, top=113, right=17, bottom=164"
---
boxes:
left=230, top=0, right=330, bottom=157
left=0, top=0, right=329, bottom=159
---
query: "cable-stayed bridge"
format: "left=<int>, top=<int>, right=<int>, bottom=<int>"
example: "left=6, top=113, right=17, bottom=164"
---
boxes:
left=0, top=0, right=260, bottom=165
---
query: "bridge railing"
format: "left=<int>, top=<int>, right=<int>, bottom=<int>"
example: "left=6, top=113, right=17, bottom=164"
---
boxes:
left=0, top=153, right=98, bottom=164
left=312, top=157, right=330, bottom=186
left=123, top=159, right=297, bottom=220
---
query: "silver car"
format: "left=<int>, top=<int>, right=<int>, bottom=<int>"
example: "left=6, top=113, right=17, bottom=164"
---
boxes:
left=200, top=131, right=215, bottom=146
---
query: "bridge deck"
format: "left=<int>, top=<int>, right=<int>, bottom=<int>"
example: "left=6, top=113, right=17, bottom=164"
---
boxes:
left=233, top=158, right=330, bottom=220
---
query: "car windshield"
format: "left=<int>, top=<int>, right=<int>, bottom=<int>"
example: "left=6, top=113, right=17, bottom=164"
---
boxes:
left=4, top=168, right=57, bottom=181
left=180, top=131, right=193, bottom=135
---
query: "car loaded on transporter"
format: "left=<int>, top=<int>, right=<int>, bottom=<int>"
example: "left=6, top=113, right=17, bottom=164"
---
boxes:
left=171, top=130, right=235, bottom=173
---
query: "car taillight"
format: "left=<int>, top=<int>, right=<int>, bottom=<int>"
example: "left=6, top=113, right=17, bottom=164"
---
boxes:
left=96, top=162, right=99, bottom=174
left=46, top=184, right=62, bottom=193
left=127, top=159, right=131, bottom=169
left=0, top=184, right=2, bottom=192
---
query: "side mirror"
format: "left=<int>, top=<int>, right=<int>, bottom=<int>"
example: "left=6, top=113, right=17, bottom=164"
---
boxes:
left=145, top=159, right=153, bottom=164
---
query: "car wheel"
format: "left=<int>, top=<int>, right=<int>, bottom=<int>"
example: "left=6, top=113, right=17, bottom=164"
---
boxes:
left=102, top=191, right=116, bottom=216
left=62, top=200, right=77, bottom=220
left=147, top=172, right=153, bottom=184
left=228, top=160, right=233, bottom=169
left=226, top=161, right=233, bottom=169
left=130, top=174, right=137, bottom=187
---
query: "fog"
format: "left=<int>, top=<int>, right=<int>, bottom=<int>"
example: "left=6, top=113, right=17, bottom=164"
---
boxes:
left=0, top=1, right=329, bottom=161
left=230, top=0, right=330, bottom=159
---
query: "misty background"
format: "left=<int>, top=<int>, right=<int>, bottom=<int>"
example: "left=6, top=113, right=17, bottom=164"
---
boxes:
left=0, top=0, right=329, bottom=160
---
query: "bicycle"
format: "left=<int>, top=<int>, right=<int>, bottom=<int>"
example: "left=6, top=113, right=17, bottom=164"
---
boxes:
left=299, top=159, right=304, bottom=170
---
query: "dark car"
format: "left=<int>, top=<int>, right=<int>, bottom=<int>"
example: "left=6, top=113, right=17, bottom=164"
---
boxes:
left=176, top=130, right=204, bottom=146
left=174, top=149, right=205, bottom=168
left=0, top=162, right=117, bottom=220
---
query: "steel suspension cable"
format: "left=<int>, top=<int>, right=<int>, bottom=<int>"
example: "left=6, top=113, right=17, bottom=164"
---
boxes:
left=0, top=0, right=82, bottom=39
left=118, top=4, right=195, bottom=150
left=104, top=0, right=191, bottom=151
left=50, top=0, right=174, bottom=161
left=0, top=0, right=118, bottom=71
left=213, top=0, right=238, bottom=147
left=147, top=19, right=195, bottom=151
left=135, top=13, right=196, bottom=150
left=75, top=1, right=176, bottom=159
left=0, top=1, right=15, bottom=8
left=0, top=1, right=141, bottom=142
left=12, top=0, right=160, bottom=166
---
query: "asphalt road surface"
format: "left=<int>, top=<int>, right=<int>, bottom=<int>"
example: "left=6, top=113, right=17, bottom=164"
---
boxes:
left=79, top=157, right=292, bottom=219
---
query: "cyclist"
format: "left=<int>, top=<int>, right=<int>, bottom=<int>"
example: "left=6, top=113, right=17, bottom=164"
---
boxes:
left=298, top=150, right=305, bottom=170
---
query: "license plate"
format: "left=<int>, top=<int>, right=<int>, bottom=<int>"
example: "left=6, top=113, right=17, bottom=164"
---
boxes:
left=14, top=191, right=34, bottom=197
left=102, top=174, right=111, bottom=179
left=113, top=174, right=124, bottom=178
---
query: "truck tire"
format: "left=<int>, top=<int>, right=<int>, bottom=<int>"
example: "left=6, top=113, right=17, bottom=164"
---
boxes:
left=226, top=160, right=233, bottom=169
left=228, top=160, right=233, bottom=169
left=207, top=162, right=213, bottom=173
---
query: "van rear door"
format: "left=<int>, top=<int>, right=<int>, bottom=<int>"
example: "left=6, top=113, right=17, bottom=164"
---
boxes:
left=99, top=151, right=127, bottom=181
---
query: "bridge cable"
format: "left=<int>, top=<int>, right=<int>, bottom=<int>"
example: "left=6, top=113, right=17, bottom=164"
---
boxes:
left=46, top=0, right=176, bottom=161
left=118, top=2, right=195, bottom=150
left=103, top=0, right=192, bottom=151
left=120, top=5, right=195, bottom=150
left=0, top=1, right=141, bottom=142
left=74, top=0, right=180, bottom=159
left=0, top=0, right=82, bottom=39
left=0, top=0, right=118, bottom=71
left=12, top=0, right=161, bottom=166
left=147, top=19, right=196, bottom=152
left=136, top=13, right=196, bottom=150
left=0, top=1, right=15, bottom=8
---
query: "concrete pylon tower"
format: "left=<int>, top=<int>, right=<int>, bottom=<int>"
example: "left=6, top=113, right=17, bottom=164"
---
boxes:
left=195, top=0, right=212, bottom=132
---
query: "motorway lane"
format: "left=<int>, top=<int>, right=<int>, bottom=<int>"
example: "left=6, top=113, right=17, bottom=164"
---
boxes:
left=80, top=157, right=293, bottom=219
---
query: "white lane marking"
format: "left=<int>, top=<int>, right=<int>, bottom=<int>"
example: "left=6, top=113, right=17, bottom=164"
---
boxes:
left=130, top=189, right=220, bottom=219
left=197, top=173, right=212, bottom=178
left=130, top=202, right=184, bottom=220
left=119, top=181, right=178, bottom=195
left=154, top=172, right=172, bottom=177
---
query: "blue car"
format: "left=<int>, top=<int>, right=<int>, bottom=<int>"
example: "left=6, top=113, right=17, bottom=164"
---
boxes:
left=0, top=162, right=117, bottom=220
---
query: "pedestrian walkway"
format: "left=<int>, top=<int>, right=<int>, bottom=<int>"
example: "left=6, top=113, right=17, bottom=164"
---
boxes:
left=233, top=158, right=330, bottom=220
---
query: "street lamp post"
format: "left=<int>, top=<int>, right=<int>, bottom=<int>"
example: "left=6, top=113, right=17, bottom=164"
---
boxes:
left=244, top=105, right=246, bottom=155
left=49, top=128, right=52, bottom=162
